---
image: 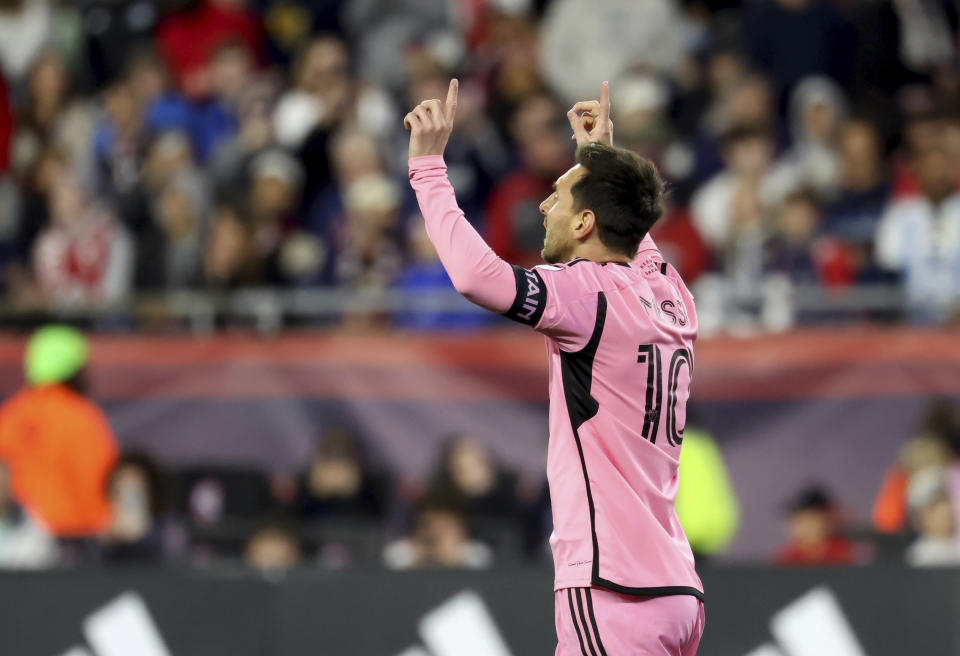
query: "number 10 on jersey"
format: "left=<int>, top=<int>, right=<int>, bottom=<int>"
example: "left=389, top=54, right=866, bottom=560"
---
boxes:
left=637, top=344, right=692, bottom=447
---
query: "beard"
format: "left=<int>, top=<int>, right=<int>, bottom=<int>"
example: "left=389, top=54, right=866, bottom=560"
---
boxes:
left=541, top=223, right=572, bottom=263
left=541, top=237, right=563, bottom=264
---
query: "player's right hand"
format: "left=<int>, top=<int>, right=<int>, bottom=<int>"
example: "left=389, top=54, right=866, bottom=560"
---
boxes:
left=567, top=81, right=614, bottom=147
left=404, top=78, right=459, bottom=159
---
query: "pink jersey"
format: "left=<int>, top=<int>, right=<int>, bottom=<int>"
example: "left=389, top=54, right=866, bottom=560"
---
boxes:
left=410, top=156, right=703, bottom=601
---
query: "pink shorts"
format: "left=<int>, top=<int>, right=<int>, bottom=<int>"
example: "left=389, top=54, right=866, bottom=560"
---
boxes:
left=555, top=587, right=705, bottom=656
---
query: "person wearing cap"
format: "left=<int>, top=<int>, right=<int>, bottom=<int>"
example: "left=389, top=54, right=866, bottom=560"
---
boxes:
left=774, top=484, right=857, bottom=566
left=0, top=326, right=118, bottom=538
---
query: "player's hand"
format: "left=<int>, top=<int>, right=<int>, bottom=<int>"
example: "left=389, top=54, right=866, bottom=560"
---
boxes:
left=404, top=78, right=459, bottom=159
left=567, top=81, right=613, bottom=147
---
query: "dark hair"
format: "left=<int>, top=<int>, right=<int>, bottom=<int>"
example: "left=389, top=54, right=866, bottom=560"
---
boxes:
left=719, top=123, right=772, bottom=150
left=571, top=143, right=665, bottom=258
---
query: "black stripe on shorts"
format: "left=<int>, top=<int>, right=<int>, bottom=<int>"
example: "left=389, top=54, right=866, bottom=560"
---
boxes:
left=567, top=588, right=589, bottom=656
left=584, top=588, right=608, bottom=656
left=575, top=589, right=598, bottom=656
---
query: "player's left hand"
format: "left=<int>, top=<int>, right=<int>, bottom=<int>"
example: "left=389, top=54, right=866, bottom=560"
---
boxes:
left=404, top=78, right=459, bottom=159
left=567, top=81, right=614, bottom=147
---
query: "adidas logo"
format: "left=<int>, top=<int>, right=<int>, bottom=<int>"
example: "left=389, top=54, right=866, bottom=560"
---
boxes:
left=746, top=587, right=866, bottom=656
left=58, top=592, right=171, bottom=656
left=395, top=590, right=513, bottom=656
left=59, top=589, right=512, bottom=656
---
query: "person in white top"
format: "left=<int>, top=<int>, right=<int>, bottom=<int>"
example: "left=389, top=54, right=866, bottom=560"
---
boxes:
left=875, top=143, right=960, bottom=322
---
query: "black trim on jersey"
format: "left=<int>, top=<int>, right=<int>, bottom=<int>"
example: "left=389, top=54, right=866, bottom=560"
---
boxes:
left=593, top=580, right=706, bottom=602
left=584, top=589, right=608, bottom=656
left=560, top=293, right=707, bottom=604
left=559, top=293, right=606, bottom=587
left=566, top=258, right=589, bottom=267
left=567, top=589, right=590, bottom=656
left=660, top=262, right=668, bottom=274
left=503, top=265, right=547, bottom=326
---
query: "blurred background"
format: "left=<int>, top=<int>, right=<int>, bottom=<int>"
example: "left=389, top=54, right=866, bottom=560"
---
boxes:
left=0, top=0, right=957, bottom=654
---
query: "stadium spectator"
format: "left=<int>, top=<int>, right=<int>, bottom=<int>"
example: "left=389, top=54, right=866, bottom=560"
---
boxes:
left=292, top=428, right=389, bottom=520
left=122, top=130, right=207, bottom=290
left=426, top=435, right=518, bottom=522
left=102, top=453, right=169, bottom=565
left=32, top=172, right=134, bottom=308
left=769, top=76, right=847, bottom=202
left=244, top=518, right=303, bottom=571
left=203, top=200, right=259, bottom=288
left=675, top=424, right=740, bottom=559
left=691, top=125, right=779, bottom=254
left=246, top=149, right=303, bottom=282
left=154, top=0, right=264, bottom=100
left=189, top=39, right=260, bottom=163
left=92, top=74, right=147, bottom=198
left=873, top=399, right=956, bottom=534
left=905, top=468, right=960, bottom=567
left=0, top=326, right=118, bottom=538
left=332, top=173, right=404, bottom=294
left=821, top=119, right=891, bottom=261
left=764, top=190, right=823, bottom=285
left=0, top=459, right=58, bottom=569
left=775, top=485, right=858, bottom=566
left=0, top=0, right=53, bottom=84
left=277, top=35, right=354, bottom=207
left=125, top=46, right=195, bottom=152
left=382, top=495, right=493, bottom=570
left=875, top=140, right=960, bottom=321
left=302, top=128, right=386, bottom=243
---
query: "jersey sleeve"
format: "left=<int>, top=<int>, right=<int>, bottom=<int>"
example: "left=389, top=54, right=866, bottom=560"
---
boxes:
left=502, top=263, right=598, bottom=348
left=408, top=156, right=516, bottom=313
left=409, top=156, right=596, bottom=346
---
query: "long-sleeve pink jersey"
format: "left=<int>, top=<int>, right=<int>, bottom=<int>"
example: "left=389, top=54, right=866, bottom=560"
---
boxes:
left=410, top=155, right=703, bottom=600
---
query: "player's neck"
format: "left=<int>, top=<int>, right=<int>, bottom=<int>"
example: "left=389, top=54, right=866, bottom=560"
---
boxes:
left=569, top=241, right=631, bottom=265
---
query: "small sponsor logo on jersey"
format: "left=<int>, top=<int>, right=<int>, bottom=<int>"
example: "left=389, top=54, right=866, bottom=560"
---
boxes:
left=568, top=560, right=592, bottom=567
left=504, top=265, right=547, bottom=326
left=517, top=270, right=541, bottom=321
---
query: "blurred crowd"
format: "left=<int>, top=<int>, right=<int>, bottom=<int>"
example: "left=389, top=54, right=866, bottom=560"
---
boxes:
left=0, top=0, right=954, bottom=331
left=772, top=399, right=960, bottom=568
left=0, top=325, right=554, bottom=570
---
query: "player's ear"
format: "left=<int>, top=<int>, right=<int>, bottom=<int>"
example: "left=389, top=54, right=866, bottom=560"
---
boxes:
left=573, top=210, right=595, bottom=240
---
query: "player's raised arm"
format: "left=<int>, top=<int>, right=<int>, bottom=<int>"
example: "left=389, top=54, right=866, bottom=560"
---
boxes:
left=404, top=79, right=516, bottom=313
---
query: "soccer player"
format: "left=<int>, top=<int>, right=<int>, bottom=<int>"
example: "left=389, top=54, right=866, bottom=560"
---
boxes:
left=405, top=80, right=704, bottom=655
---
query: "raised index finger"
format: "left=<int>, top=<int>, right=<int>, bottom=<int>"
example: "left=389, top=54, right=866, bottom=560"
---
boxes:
left=444, top=78, right=459, bottom=123
left=599, top=80, right=611, bottom=121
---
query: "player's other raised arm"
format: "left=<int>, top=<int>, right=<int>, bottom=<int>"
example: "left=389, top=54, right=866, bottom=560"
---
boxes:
left=405, top=79, right=516, bottom=313
left=566, top=82, right=663, bottom=265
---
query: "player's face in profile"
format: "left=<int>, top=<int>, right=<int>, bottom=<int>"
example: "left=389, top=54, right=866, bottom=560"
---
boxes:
left=539, top=165, right=585, bottom=263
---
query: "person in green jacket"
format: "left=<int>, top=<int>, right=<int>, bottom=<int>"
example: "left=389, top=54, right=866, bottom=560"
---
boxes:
left=676, top=419, right=740, bottom=558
